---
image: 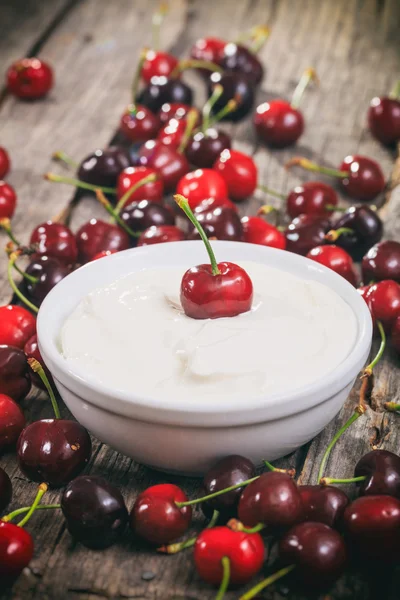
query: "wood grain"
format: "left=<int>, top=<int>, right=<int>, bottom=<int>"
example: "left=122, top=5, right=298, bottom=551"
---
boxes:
left=1, top=0, right=400, bottom=598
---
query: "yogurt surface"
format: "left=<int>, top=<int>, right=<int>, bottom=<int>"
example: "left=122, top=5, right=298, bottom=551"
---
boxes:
left=61, top=261, right=357, bottom=403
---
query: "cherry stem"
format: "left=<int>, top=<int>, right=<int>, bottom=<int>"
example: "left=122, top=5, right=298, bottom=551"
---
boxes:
left=249, top=25, right=271, bottom=54
left=45, top=173, right=117, bottom=195
left=2, top=504, right=61, bottom=523
left=52, top=151, right=78, bottom=170
left=285, top=157, right=348, bottom=179
left=28, top=358, right=61, bottom=419
left=325, top=205, right=347, bottom=212
left=7, top=252, right=39, bottom=314
left=133, top=48, right=148, bottom=101
left=114, top=173, right=157, bottom=216
left=227, top=519, right=265, bottom=534
left=174, top=194, right=221, bottom=276
left=13, top=262, right=39, bottom=284
left=389, top=80, right=400, bottom=100
left=257, top=185, right=286, bottom=200
left=239, top=565, right=295, bottom=600
left=364, top=321, right=386, bottom=374
left=0, top=218, right=22, bottom=246
left=384, top=401, right=400, bottom=412
left=202, top=85, right=223, bottom=132
left=178, top=109, right=200, bottom=153
left=291, top=67, right=319, bottom=110
left=208, top=98, right=238, bottom=126
left=170, top=59, right=223, bottom=78
left=320, top=475, right=366, bottom=486
left=325, top=227, right=354, bottom=242
left=17, top=483, right=48, bottom=528
left=216, top=557, right=230, bottom=600
left=96, top=190, right=138, bottom=238
left=157, top=509, right=220, bottom=554
left=175, top=475, right=259, bottom=508
left=152, top=2, right=168, bottom=51
left=264, top=460, right=296, bottom=477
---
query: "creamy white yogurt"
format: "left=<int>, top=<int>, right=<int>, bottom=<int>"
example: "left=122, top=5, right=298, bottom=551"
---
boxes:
left=61, top=261, right=357, bottom=403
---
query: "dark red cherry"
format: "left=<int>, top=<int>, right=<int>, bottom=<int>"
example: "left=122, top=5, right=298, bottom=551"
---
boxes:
left=190, top=37, right=225, bottom=76
left=0, top=306, right=36, bottom=350
left=280, top=522, right=347, bottom=587
left=77, top=146, right=131, bottom=187
left=157, top=117, right=187, bottom=149
left=0, top=147, right=10, bottom=179
left=0, top=521, right=34, bottom=581
left=254, top=100, right=304, bottom=148
left=365, top=280, right=400, bottom=331
left=0, top=181, right=17, bottom=219
left=0, top=394, right=26, bottom=452
left=368, top=96, right=400, bottom=146
left=299, top=485, right=349, bottom=528
left=194, top=526, right=265, bottom=586
left=158, top=102, right=200, bottom=125
left=137, top=225, right=185, bottom=246
left=141, top=50, right=179, bottom=83
left=17, top=419, right=92, bottom=486
left=340, top=155, right=385, bottom=202
left=238, top=471, right=304, bottom=529
left=194, top=197, right=237, bottom=213
left=176, top=168, right=228, bottom=209
left=0, top=466, right=12, bottom=512
left=188, top=206, right=243, bottom=242
left=30, top=221, right=78, bottom=266
left=392, top=315, right=400, bottom=354
left=286, top=181, right=338, bottom=219
left=61, top=475, right=128, bottom=549
left=242, top=216, right=286, bottom=250
left=331, top=205, right=383, bottom=261
left=138, top=140, right=190, bottom=192
left=207, top=71, right=255, bottom=122
left=343, top=495, right=400, bottom=560
left=0, top=345, right=31, bottom=401
left=362, top=240, right=400, bottom=284
left=355, top=450, right=400, bottom=498
left=120, top=200, right=175, bottom=236
left=24, top=256, right=70, bottom=305
left=137, top=76, right=193, bottom=113
left=130, top=483, right=192, bottom=545
left=76, top=219, right=130, bottom=263
left=202, top=455, right=255, bottom=519
left=7, top=58, right=53, bottom=99
left=213, top=149, right=257, bottom=202
left=120, top=105, right=161, bottom=144
left=117, top=166, right=163, bottom=206
left=185, top=128, right=231, bottom=169
left=285, top=214, right=331, bottom=256
left=220, top=43, right=264, bottom=85
left=24, top=334, right=53, bottom=390
left=306, top=245, right=357, bottom=286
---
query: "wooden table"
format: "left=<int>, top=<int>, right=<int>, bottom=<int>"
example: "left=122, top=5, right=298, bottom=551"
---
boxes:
left=1, top=0, right=400, bottom=598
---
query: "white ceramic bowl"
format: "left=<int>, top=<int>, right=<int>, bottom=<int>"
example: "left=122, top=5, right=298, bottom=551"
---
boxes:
left=37, top=241, right=372, bottom=475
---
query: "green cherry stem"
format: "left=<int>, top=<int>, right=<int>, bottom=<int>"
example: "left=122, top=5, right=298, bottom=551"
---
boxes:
left=202, top=84, right=223, bottom=132
left=17, top=483, right=48, bottom=528
left=175, top=475, right=259, bottom=508
left=364, top=321, right=386, bottom=374
left=208, top=99, right=238, bottom=126
left=264, top=460, right=296, bottom=477
left=132, top=47, right=148, bottom=102
left=239, top=565, right=296, bottom=600
left=174, top=194, right=221, bottom=276
left=291, top=67, right=319, bottom=110
left=286, top=157, right=348, bottom=179
left=257, top=184, right=286, bottom=200
left=44, top=173, right=117, bottom=195
left=7, top=252, right=39, bottom=314
left=152, top=2, right=169, bottom=51
left=216, top=557, right=230, bottom=600
left=249, top=25, right=271, bottom=54
left=114, top=173, right=157, bottom=216
left=384, top=401, right=400, bottom=412
left=389, top=80, right=400, bottom=100
left=95, top=190, right=138, bottom=238
left=325, top=227, right=355, bottom=242
left=13, top=262, right=38, bottom=284
left=178, top=109, right=200, bottom=154
left=2, top=503, right=61, bottom=523
left=157, top=510, right=220, bottom=554
left=28, top=358, right=61, bottom=419
left=52, top=151, right=78, bottom=169
left=320, top=475, right=366, bottom=486
left=0, top=218, right=22, bottom=246
left=227, top=519, right=265, bottom=534
left=170, top=59, right=223, bottom=79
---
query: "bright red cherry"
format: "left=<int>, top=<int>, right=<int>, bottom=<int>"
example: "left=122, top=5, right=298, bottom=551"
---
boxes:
left=0, top=521, right=34, bottom=581
left=157, top=117, right=186, bottom=149
left=0, top=467, right=12, bottom=512
left=368, top=95, right=400, bottom=146
left=254, top=100, right=304, bottom=148
left=194, top=526, right=265, bottom=586
left=158, top=102, right=200, bottom=125
left=7, top=58, right=53, bottom=99
left=141, top=50, right=179, bottom=83
left=286, top=181, right=338, bottom=218
left=0, top=306, right=36, bottom=349
left=176, top=169, right=228, bottom=210
left=0, top=182, right=16, bottom=219
left=137, top=225, right=185, bottom=246
left=362, top=240, right=400, bottom=284
left=190, top=37, right=225, bottom=76
left=76, top=219, right=130, bottom=263
left=30, top=221, right=78, bottom=266
left=138, top=139, right=190, bottom=192
left=130, top=483, right=192, bottom=545
left=213, top=149, right=257, bottom=202
left=0, top=393, right=26, bottom=451
left=306, top=245, right=357, bottom=286
left=0, top=345, right=31, bottom=402
left=241, top=216, right=286, bottom=250
left=120, top=104, right=161, bottom=143
left=117, top=166, right=163, bottom=206
left=365, top=280, right=400, bottom=331
left=0, top=147, right=10, bottom=179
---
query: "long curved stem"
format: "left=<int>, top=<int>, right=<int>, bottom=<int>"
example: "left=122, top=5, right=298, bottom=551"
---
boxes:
left=45, top=173, right=116, bottom=195
left=96, top=190, right=138, bottom=238
left=17, top=483, right=48, bottom=528
left=114, top=173, right=157, bottom=216
left=176, top=475, right=259, bottom=508
left=216, top=557, right=230, bottom=600
left=0, top=218, right=22, bottom=246
left=291, top=68, right=318, bottom=109
left=285, top=157, right=348, bottom=179
left=28, top=358, right=61, bottom=419
left=364, top=321, right=386, bottom=374
left=320, top=475, right=366, bottom=486
left=202, top=85, right=223, bottom=132
left=7, top=252, right=39, bottom=314
left=170, top=59, right=223, bottom=78
left=239, top=565, right=295, bottom=600
left=2, top=504, right=61, bottom=523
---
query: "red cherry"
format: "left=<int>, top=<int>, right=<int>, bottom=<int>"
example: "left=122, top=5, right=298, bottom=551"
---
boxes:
left=141, top=50, right=179, bottom=83
left=0, top=521, right=34, bottom=580
left=0, top=345, right=31, bottom=402
left=185, top=128, right=231, bottom=169
left=90, top=249, right=118, bottom=261
left=130, top=483, right=192, bottom=545
left=117, top=166, right=163, bottom=205
left=220, top=43, right=264, bottom=86
left=365, top=280, right=400, bottom=331
left=0, top=306, right=36, bottom=349
left=137, top=225, right=185, bottom=246
left=190, top=37, right=225, bottom=75
left=306, top=245, right=357, bottom=286
left=30, top=221, right=78, bottom=266
left=362, top=240, right=400, bottom=284
left=392, top=315, right=400, bottom=354
left=157, top=118, right=187, bottom=149
left=368, top=96, right=400, bottom=146
left=254, top=100, right=304, bottom=148
left=0, top=181, right=16, bottom=219
left=120, top=104, right=161, bottom=144
left=0, top=147, right=10, bottom=179
left=0, top=393, right=25, bottom=451
left=138, top=139, right=190, bottom=192
left=194, top=526, right=265, bottom=586
left=213, top=149, right=257, bottom=202
left=286, top=182, right=338, bottom=218
left=299, top=485, right=349, bottom=529
left=158, top=102, right=200, bottom=125
left=194, top=197, right=237, bottom=213
left=340, top=155, right=385, bottom=201
left=24, top=334, right=53, bottom=390
left=176, top=169, right=228, bottom=210
left=358, top=284, right=376, bottom=326
left=241, top=216, right=286, bottom=250
left=188, top=206, right=243, bottom=242
left=76, top=219, right=130, bottom=263
left=7, top=58, right=53, bottom=99
left=285, top=214, right=331, bottom=256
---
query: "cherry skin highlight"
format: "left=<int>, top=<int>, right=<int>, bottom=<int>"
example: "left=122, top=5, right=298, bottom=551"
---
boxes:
left=299, top=485, right=349, bottom=529
left=220, top=42, right=264, bottom=85
left=0, top=466, right=12, bottom=512
left=186, top=128, right=231, bottom=169
left=157, top=118, right=187, bottom=149
left=213, top=149, right=257, bottom=202
left=286, top=182, right=338, bottom=219
left=137, top=76, right=193, bottom=113
left=362, top=240, right=400, bottom=284
left=77, top=147, right=131, bottom=188
left=30, top=221, right=78, bottom=266
left=188, top=206, right=243, bottom=242
left=340, top=155, right=385, bottom=202
left=0, top=521, right=34, bottom=581
left=306, top=245, right=357, bottom=286
left=194, top=197, right=237, bottom=213
left=120, top=105, right=161, bottom=144
left=254, top=100, right=304, bottom=148
left=117, top=166, right=163, bottom=205
left=0, top=181, right=17, bottom=219
left=138, top=139, right=190, bottom=192
left=0, top=306, right=36, bottom=349
left=76, top=219, right=130, bottom=264
left=176, top=169, right=228, bottom=210
left=24, top=256, right=70, bottom=306
left=141, top=50, right=179, bottom=83
left=355, top=450, right=400, bottom=498
left=158, top=102, right=200, bottom=125
left=0, top=394, right=26, bottom=452
left=7, top=58, right=53, bottom=99
left=368, top=95, right=400, bottom=146
left=285, top=214, right=331, bottom=256
left=0, top=345, right=31, bottom=401
left=241, top=216, right=286, bottom=250
left=190, top=37, right=225, bottom=76
left=120, top=200, right=175, bottom=237
left=0, top=147, right=10, bottom=179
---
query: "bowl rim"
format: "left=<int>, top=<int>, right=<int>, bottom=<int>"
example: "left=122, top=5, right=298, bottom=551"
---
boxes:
left=37, top=241, right=372, bottom=427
